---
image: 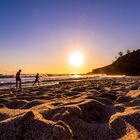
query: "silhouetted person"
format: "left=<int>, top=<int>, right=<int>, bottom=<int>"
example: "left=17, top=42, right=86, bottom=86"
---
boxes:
left=16, top=70, right=21, bottom=88
left=33, top=73, right=40, bottom=86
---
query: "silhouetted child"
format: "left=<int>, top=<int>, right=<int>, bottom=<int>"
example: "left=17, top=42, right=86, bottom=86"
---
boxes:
left=16, top=70, right=21, bottom=88
left=33, top=73, right=40, bottom=86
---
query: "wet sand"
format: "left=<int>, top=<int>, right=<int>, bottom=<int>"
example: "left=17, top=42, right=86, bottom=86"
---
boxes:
left=0, top=77, right=139, bottom=140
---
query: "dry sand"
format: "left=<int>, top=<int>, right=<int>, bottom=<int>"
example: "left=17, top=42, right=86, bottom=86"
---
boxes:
left=0, top=77, right=139, bottom=140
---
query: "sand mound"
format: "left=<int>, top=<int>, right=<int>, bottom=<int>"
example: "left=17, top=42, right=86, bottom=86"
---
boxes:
left=52, top=120, right=73, bottom=140
left=41, top=106, right=82, bottom=121
left=116, top=90, right=140, bottom=104
left=116, top=96, right=132, bottom=103
left=12, top=96, right=36, bottom=101
left=41, top=104, right=111, bottom=140
left=0, top=98, right=9, bottom=104
left=64, top=91, right=81, bottom=96
left=110, top=109, right=140, bottom=140
left=0, top=103, right=6, bottom=108
left=0, top=111, right=73, bottom=140
left=129, top=85, right=139, bottom=90
left=126, top=90, right=140, bottom=98
left=98, top=92, right=117, bottom=100
left=0, top=113, right=10, bottom=121
left=22, top=100, right=45, bottom=109
left=86, top=95, right=113, bottom=105
left=71, top=86, right=86, bottom=92
left=77, top=99, right=115, bottom=123
left=129, top=99, right=140, bottom=106
left=5, top=100, right=28, bottom=109
left=53, top=90, right=64, bottom=94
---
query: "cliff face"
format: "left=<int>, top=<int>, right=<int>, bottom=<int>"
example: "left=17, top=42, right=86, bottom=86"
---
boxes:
left=89, top=49, right=140, bottom=76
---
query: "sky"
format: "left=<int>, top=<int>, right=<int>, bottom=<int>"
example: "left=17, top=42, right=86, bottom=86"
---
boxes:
left=0, top=0, right=140, bottom=74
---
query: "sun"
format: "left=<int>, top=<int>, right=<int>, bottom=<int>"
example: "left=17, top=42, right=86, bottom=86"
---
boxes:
left=69, top=52, right=84, bottom=67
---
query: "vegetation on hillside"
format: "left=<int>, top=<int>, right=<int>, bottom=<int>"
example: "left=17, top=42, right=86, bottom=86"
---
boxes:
left=89, top=49, right=140, bottom=76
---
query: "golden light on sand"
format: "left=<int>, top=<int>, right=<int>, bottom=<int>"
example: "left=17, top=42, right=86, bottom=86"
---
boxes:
left=69, top=52, right=84, bottom=67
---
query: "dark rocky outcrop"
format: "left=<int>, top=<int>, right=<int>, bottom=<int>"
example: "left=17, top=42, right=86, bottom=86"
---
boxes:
left=89, top=49, right=140, bottom=76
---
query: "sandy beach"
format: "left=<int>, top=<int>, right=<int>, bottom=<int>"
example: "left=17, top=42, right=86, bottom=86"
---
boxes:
left=0, top=77, right=139, bottom=140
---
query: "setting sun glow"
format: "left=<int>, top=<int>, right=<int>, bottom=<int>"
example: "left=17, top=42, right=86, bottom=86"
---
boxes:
left=69, top=52, right=84, bottom=67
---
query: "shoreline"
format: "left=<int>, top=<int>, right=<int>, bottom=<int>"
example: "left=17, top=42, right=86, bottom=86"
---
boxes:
left=0, top=74, right=130, bottom=90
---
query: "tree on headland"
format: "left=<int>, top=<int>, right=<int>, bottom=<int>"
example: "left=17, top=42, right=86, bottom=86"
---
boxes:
left=127, top=49, right=130, bottom=54
left=118, top=51, right=123, bottom=57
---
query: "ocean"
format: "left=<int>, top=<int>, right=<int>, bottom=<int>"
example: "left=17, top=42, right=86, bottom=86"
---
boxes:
left=0, top=74, right=126, bottom=89
left=0, top=74, right=100, bottom=89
